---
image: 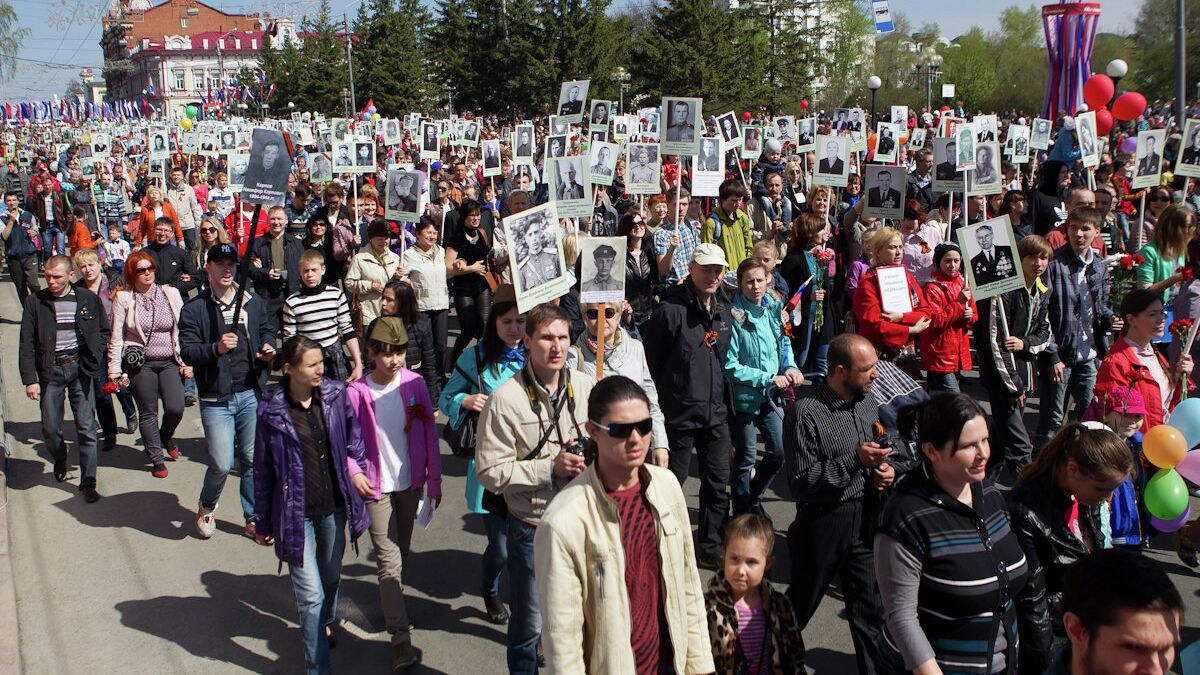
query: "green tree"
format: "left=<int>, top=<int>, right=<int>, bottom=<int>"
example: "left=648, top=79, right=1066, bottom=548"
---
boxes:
left=297, top=0, right=351, bottom=116
left=816, top=0, right=874, bottom=108
left=1131, top=0, right=1200, bottom=99
left=941, top=28, right=998, bottom=111
left=353, top=0, right=434, bottom=115
left=0, top=1, right=26, bottom=80
left=537, top=0, right=625, bottom=101
left=985, top=6, right=1045, bottom=114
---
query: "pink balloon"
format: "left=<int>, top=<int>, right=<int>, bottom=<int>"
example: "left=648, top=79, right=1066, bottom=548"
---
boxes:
left=1177, top=449, right=1200, bottom=485
left=1119, top=135, right=1138, bottom=154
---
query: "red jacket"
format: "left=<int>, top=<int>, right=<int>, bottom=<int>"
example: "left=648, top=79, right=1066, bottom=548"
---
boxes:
left=919, top=270, right=977, bottom=373
left=853, top=265, right=928, bottom=353
left=224, top=208, right=271, bottom=257
left=1094, top=338, right=1189, bottom=430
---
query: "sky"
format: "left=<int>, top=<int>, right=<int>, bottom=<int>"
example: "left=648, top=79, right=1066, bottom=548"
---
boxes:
left=0, top=0, right=1145, bottom=102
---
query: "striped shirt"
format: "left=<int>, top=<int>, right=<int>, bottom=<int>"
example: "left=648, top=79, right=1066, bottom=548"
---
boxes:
left=783, top=383, right=881, bottom=505
left=608, top=481, right=671, bottom=675
left=735, top=604, right=770, bottom=674
left=93, top=184, right=127, bottom=226
left=282, top=284, right=355, bottom=349
left=53, top=289, right=78, bottom=353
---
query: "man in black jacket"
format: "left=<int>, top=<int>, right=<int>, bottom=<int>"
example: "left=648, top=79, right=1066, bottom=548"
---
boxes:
left=249, top=206, right=303, bottom=336
left=179, top=243, right=276, bottom=540
left=641, top=243, right=733, bottom=568
left=144, top=217, right=200, bottom=297
left=19, top=255, right=107, bottom=502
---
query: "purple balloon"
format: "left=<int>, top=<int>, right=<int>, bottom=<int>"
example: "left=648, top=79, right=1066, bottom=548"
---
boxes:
left=1119, top=136, right=1138, bottom=154
left=1151, top=504, right=1192, bottom=533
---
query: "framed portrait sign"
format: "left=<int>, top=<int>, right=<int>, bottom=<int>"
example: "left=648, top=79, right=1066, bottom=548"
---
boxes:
left=771, top=115, right=795, bottom=143
left=1008, top=125, right=1031, bottom=164
left=1174, top=119, right=1200, bottom=178
left=545, top=134, right=568, bottom=160
left=91, top=133, right=110, bottom=157
left=693, top=136, right=724, bottom=197
left=557, top=80, right=590, bottom=125
left=813, top=135, right=850, bottom=188
left=974, top=114, right=998, bottom=143
left=481, top=139, right=502, bottom=177
left=863, top=165, right=905, bottom=220
left=384, top=168, right=425, bottom=222
left=419, top=123, right=440, bottom=161
left=382, top=118, right=402, bottom=146
left=939, top=115, right=965, bottom=138
left=309, top=152, right=333, bottom=184
left=1075, top=110, right=1100, bottom=169
left=548, top=156, right=591, bottom=219
left=717, top=111, right=742, bottom=148
left=240, top=128, right=293, bottom=207
left=906, top=128, right=927, bottom=153
left=933, top=137, right=965, bottom=192
left=741, top=125, right=763, bottom=160
left=460, top=120, right=480, bottom=148
left=890, top=105, right=908, bottom=125
left=956, top=215, right=1025, bottom=301
left=965, top=142, right=1003, bottom=197
left=795, top=117, right=817, bottom=152
left=955, top=126, right=977, bottom=171
left=226, top=150, right=250, bottom=191
left=506, top=202, right=571, bottom=311
left=579, top=236, right=627, bottom=304
left=512, top=124, right=535, bottom=165
left=1030, top=117, right=1053, bottom=151
left=549, top=115, right=571, bottom=135
left=612, top=115, right=634, bottom=143
left=148, top=129, right=169, bottom=160
left=625, top=143, right=662, bottom=194
left=588, top=141, right=619, bottom=186
left=873, top=122, right=900, bottom=164
left=588, top=100, right=612, bottom=132
left=1133, top=129, right=1167, bottom=189
left=661, top=96, right=703, bottom=157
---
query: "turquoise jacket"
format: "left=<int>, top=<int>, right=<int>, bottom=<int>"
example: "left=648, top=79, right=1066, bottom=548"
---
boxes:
left=723, top=293, right=796, bottom=413
left=437, top=344, right=526, bottom=430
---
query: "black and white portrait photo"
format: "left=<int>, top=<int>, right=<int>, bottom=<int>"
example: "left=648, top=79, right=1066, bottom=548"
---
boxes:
left=1030, top=117, right=1053, bottom=151
left=150, top=131, right=169, bottom=160
left=579, top=236, right=627, bottom=304
left=1176, top=120, right=1200, bottom=178
left=482, top=139, right=501, bottom=177
left=588, top=141, right=619, bottom=186
left=1134, top=129, right=1167, bottom=188
left=613, top=116, right=631, bottom=139
left=891, top=105, right=908, bottom=125
left=741, top=126, right=762, bottom=160
left=796, top=117, right=816, bottom=150
left=874, top=122, right=899, bottom=164
left=420, top=123, right=439, bottom=160
left=552, top=156, right=587, bottom=200
left=589, top=129, right=608, bottom=144
left=355, top=141, right=375, bottom=171
left=220, top=128, right=237, bottom=150
left=639, top=107, right=660, bottom=139
left=309, top=153, right=333, bottom=184
left=240, top=128, right=292, bottom=206
left=956, top=126, right=977, bottom=170
left=589, top=100, right=610, bottom=128
left=717, top=112, right=741, bottom=146
left=975, top=115, right=997, bottom=143
left=384, top=168, right=424, bottom=222
left=513, top=124, right=534, bottom=163
left=626, top=143, right=661, bottom=194
left=546, top=134, right=567, bottom=159
left=383, top=119, right=401, bottom=146
left=200, top=133, right=218, bottom=155
left=228, top=152, right=250, bottom=189
left=933, top=137, right=964, bottom=191
left=864, top=165, right=904, bottom=219
left=462, top=121, right=480, bottom=148
left=966, top=142, right=1002, bottom=196
left=907, top=128, right=927, bottom=153
left=505, top=202, right=569, bottom=310
left=956, top=216, right=1025, bottom=299
left=772, top=115, right=795, bottom=142
left=1008, top=125, right=1030, bottom=163
left=1076, top=111, right=1099, bottom=167
left=333, top=141, right=355, bottom=172
left=333, top=120, right=349, bottom=142
left=662, top=96, right=702, bottom=156
left=832, top=108, right=852, bottom=132
left=697, top=136, right=721, bottom=172
left=557, top=80, right=590, bottom=124
left=91, top=134, right=109, bottom=157
left=814, top=135, right=850, bottom=187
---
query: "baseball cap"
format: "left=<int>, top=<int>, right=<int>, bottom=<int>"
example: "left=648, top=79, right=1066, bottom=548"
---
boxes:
left=431, top=161, right=443, bottom=172
left=691, top=243, right=728, bottom=268
left=366, top=316, right=409, bottom=347
left=207, top=242, right=239, bottom=264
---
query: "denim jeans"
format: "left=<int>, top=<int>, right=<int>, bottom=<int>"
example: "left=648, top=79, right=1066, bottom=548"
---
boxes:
left=506, top=516, right=541, bottom=675
left=288, top=509, right=346, bottom=675
left=41, top=361, right=98, bottom=487
left=481, top=511, right=508, bottom=598
left=93, top=365, right=135, bottom=438
left=198, top=389, right=259, bottom=521
left=925, top=371, right=960, bottom=393
left=730, top=404, right=785, bottom=515
left=40, top=226, right=65, bottom=257
left=1035, top=357, right=1098, bottom=446
left=181, top=226, right=198, bottom=254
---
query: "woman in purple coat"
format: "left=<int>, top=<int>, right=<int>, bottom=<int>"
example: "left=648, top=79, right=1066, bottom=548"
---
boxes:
left=253, top=336, right=373, bottom=675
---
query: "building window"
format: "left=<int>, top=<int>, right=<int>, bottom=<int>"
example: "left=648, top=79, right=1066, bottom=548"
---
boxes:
left=192, top=68, right=204, bottom=91
left=181, top=17, right=188, bottom=27
left=250, top=39, right=256, bottom=49
left=173, top=70, right=185, bottom=91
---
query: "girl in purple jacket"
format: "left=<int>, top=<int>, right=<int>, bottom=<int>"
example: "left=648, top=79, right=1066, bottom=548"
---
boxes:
left=346, top=316, right=441, bottom=672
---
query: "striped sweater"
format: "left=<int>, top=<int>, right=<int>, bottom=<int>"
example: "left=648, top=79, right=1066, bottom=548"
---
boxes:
left=875, top=466, right=1031, bottom=674
left=281, top=283, right=355, bottom=349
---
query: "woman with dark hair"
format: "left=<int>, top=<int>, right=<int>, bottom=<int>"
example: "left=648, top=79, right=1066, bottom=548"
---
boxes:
left=303, top=215, right=343, bottom=287
left=898, top=198, right=941, bottom=284
left=345, top=218, right=402, bottom=327
left=1027, top=160, right=1071, bottom=237
left=401, top=215, right=450, bottom=375
left=780, top=211, right=834, bottom=373
left=837, top=172, right=862, bottom=220
left=616, top=211, right=663, bottom=329
left=1095, top=289, right=1193, bottom=429
left=437, top=284, right=525, bottom=625
left=998, top=190, right=1030, bottom=237
left=381, top=279, right=441, bottom=403
left=1006, top=422, right=1135, bottom=673
left=876, top=393, right=1032, bottom=675
left=920, top=243, right=976, bottom=393
left=446, top=199, right=495, bottom=369
left=252, top=335, right=372, bottom=675
left=107, top=249, right=190, bottom=478
left=1135, top=203, right=1195, bottom=301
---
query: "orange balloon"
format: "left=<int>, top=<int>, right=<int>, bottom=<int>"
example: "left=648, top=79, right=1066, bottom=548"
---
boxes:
left=867, top=133, right=878, bottom=153
left=898, top=130, right=909, bottom=146
left=1144, top=424, right=1188, bottom=469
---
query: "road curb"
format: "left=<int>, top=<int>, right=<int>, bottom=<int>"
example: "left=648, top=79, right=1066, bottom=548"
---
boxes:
left=0, top=449, right=20, bottom=674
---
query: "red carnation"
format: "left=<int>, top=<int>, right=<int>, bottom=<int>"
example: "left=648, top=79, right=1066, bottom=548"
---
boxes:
left=102, top=381, right=120, bottom=395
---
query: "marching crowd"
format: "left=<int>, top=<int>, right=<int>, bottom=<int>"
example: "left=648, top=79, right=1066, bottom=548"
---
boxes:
left=5, top=98, right=1199, bottom=675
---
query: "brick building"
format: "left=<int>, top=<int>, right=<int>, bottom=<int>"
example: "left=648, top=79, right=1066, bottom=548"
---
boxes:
left=100, top=0, right=296, bottom=118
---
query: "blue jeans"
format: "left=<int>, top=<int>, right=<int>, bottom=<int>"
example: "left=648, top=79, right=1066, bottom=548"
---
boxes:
left=506, top=516, right=541, bottom=674
left=40, top=226, right=65, bottom=257
left=481, top=512, right=508, bottom=598
left=198, top=389, right=259, bottom=521
left=925, top=371, right=960, bottom=393
left=730, top=403, right=785, bottom=515
left=41, top=361, right=98, bottom=487
left=1036, top=357, right=1099, bottom=446
left=288, top=510, right=346, bottom=675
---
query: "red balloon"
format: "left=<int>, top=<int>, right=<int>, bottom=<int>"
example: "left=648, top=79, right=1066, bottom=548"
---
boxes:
left=741, top=111, right=752, bottom=121
left=800, top=99, right=810, bottom=110
left=1083, top=74, right=1115, bottom=110
left=1095, top=108, right=1114, bottom=135
left=1112, top=91, right=1148, bottom=121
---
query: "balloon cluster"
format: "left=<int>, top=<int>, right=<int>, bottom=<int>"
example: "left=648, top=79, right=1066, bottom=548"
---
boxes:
left=180, top=104, right=199, bottom=130
left=1140, top=399, right=1200, bottom=530
left=361, top=104, right=379, bottom=122
left=1082, top=72, right=1147, bottom=135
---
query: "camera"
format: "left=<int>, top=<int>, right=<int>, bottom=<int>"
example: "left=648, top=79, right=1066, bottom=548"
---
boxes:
left=563, top=437, right=596, bottom=465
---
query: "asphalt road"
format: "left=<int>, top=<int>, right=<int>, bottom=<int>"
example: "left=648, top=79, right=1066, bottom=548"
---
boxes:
left=2, top=279, right=1199, bottom=674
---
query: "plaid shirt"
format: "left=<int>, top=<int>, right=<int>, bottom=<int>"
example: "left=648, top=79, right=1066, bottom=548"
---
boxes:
left=654, top=217, right=701, bottom=283
left=1045, top=245, right=1114, bottom=366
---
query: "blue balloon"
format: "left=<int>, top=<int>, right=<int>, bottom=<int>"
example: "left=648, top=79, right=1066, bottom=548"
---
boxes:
left=1168, top=398, right=1200, bottom=450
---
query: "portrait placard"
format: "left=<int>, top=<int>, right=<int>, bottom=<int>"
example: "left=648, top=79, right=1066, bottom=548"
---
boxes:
left=332, top=140, right=356, bottom=173
left=226, top=150, right=250, bottom=191
left=974, top=114, right=998, bottom=143
left=588, top=141, right=619, bottom=186
left=91, top=134, right=110, bottom=157
left=549, top=115, right=571, bottom=136
left=939, top=115, right=965, bottom=138
left=506, top=202, right=570, bottom=311
left=512, top=124, right=535, bottom=165
left=955, top=126, right=977, bottom=171
left=1133, top=129, right=1168, bottom=188
left=741, top=125, right=763, bottom=160
left=638, top=107, right=661, bottom=141
left=545, top=134, right=568, bottom=160
left=181, top=132, right=198, bottom=155
left=557, top=80, right=590, bottom=125
left=873, top=122, right=900, bottom=164
left=863, top=165, right=905, bottom=220
left=588, top=100, right=612, bottom=132
left=480, top=139, right=502, bottom=177
left=933, top=137, right=965, bottom=192
left=612, top=115, right=634, bottom=143
left=625, top=143, right=661, bottom=195
left=382, top=119, right=402, bottom=146
left=1030, top=118, right=1053, bottom=150
left=549, top=156, right=591, bottom=218
left=384, top=168, right=425, bottom=222
left=956, top=215, right=1024, bottom=300
left=419, top=123, right=440, bottom=161
left=148, top=130, right=169, bottom=160
left=661, top=96, right=703, bottom=157
left=579, top=236, right=627, bottom=304
left=309, top=153, right=333, bottom=184
left=890, top=105, right=908, bottom=125
left=813, top=135, right=850, bottom=188
left=906, top=128, right=927, bottom=152
left=200, top=133, right=219, bottom=158
left=965, top=142, right=1002, bottom=196
left=240, top=128, right=293, bottom=207
left=1075, top=110, right=1099, bottom=168
left=219, top=126, right=239, bottom=150
left=795, top=117, right=817, bottom=152
left=460, top=120, right=480, bottom=148
left=717, top=111, right=742, bottom=147
left=771, top=115, right=795, bottom=143
left=1174, top=119, right=1200, bottom=178
left=693, top=136, right=724, bottom=197
left=875, top=265, right=913, bottom=314
left=1008, top=125, right=1031, bottom=163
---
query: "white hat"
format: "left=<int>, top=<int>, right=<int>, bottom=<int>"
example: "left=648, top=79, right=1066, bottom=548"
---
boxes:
left=691, top=243, right=728, bottom=267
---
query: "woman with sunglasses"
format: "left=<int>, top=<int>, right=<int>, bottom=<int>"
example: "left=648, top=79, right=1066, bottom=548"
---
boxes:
left=437, top=284, right=525, bottom=625
left=194, top=216, right=231, bottom=272
left=565, top=301, right=669, bottom=468
left=617, top=211, right=665, bottom=331
left=108, top=249, right=191, bottom=478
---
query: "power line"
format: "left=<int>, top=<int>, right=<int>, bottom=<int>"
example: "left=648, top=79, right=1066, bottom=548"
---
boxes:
left=0, top=52, right=99, bottom=69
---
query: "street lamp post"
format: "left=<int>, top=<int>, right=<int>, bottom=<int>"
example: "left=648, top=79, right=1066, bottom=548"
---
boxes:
left=615, top=66, right=631, bottom=115
left=341, top=88, right=350, bottom=119
left=867, top=75, right=882, bottom=128
left=1105, top=59, right=1128, bottom=144
left=913, top=43, right=943, bottom=112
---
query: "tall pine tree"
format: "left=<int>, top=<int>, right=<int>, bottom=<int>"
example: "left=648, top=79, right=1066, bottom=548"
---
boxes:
left=298, top=0, right=351, bottom=116
left=353, top=0, right=434, bottom=115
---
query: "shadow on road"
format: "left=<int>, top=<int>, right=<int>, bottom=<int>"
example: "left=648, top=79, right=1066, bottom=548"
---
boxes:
left=52, top=489, right=197, bottom=540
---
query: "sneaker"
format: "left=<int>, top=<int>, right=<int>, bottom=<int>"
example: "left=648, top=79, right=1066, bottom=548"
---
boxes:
left=124, top=413, right=137, bottom=434
left=167, top=445, right=180, bottom=460
left=151, top=462, right=168, bottom=478
left=184, top=395, right=198, bottom=407
left=391, top=643, right=422, bottom=671
left=196, top=503, right=217, bottom=539
left=102, top=435, right=116, bottom=452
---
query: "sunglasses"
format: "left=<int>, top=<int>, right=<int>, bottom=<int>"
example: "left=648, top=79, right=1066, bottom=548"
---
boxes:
left=590, top=418, right=653, bottom=439
left=586, top=307, right=617, bottom=320
left=135, top=265, right=156, bottom=273
left=200, top=227, right=217, bottom=233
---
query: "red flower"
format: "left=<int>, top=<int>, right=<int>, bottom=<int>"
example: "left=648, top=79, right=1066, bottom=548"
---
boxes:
left=1170, top=319, right=1194, bottom=339
left=102, top=381, right=120, bottom=395
left=1133, top=254, right=1146, bottom=265
left=1119, top=255, right=1135, bottom=269
left=1180, top=266, right=1194, bottom=281
left=404, top=400, right=430, bottom=432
